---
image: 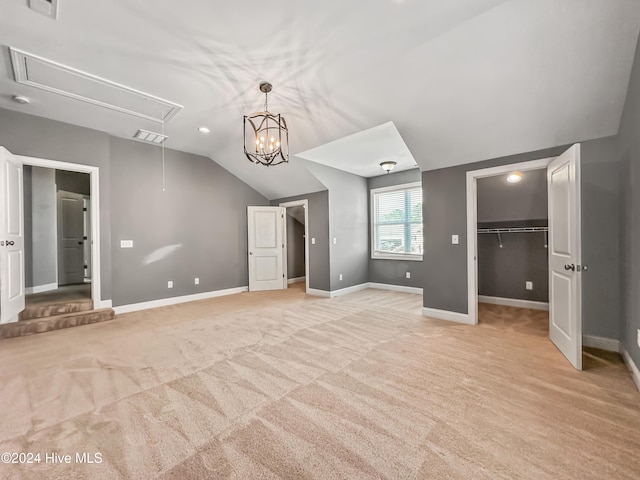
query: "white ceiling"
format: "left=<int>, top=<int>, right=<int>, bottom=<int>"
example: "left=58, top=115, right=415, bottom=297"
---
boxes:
left=0, top=0, right=638, bottom=199
left=296, top=122, right=416, bottom=178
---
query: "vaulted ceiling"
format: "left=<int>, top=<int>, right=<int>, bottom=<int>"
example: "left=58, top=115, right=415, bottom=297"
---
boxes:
left=1, top=0, right=639, bottom=199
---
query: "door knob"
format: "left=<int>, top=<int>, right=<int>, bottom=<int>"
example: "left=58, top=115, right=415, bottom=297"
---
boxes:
left=249, top=252, right=253, bottom=255
left=564, top=263, right=575, bottom=271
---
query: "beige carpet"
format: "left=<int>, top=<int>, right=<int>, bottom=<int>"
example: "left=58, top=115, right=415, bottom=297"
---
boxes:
left=0, top=285, right=638, bottom=479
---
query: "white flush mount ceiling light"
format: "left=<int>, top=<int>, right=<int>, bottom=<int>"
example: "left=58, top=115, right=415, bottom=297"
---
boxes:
left=506, top=172, right=523, bottom=183
left=244, top=82, right=289, bottom=166
left=12, top=95, right=30, bottom=104
left=198, top=126, right=210, bottom=134
left=380, top=161, right=397, bottom=174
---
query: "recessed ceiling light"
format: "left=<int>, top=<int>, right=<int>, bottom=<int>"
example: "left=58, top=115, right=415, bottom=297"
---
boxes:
left=506, top=172, right=522, bottom=183
left=198, top=126, right=210, bottom=134
left=12, top=95, right=31, bottom=104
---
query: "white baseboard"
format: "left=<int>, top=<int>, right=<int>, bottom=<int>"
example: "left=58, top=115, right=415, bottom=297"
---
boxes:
left=306, top=288, right=331, bottom=298
left=307, top=282, right=423, bottom=299
left=96, top=299, right=113, bottom=309
left=113, top=286, right=248, bottom=315
left=329, top=283, right=369, bottom=298
left=622, top=347, right=640, bottom=392
left=369, top=283, right=423, bottom=295
left=478, top=295, right=549, bottom=311
left=25, top=282, right=58, bottom=295
left=583, top=335, right=621, bottom=353
left=287, top=276, right=306, bottom=285
left=422, top=307, right=472, bottom=324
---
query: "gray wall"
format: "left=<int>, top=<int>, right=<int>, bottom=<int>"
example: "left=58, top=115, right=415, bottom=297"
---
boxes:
left=109, top=137, right=268, bottom=306
left=29, top=166, right=58, bottom=288
left=56, top=169, right=90, bottom=196
left=477, top=221, right=549, bottom=302
left=421, top=137, right=621, bottom=342
left=0, top=108, right=113, bottom=301
left=0, top=108, right=270, bottom=307
left=324, top=168, right=369, bottom=291
left=617, top=34, right=640, bottom=367
left=477, top=169, right=548, bottom=222
left=272, top=190, right=330, bottom=291
left=286, top=213, right=305, bottom=279
left=367, top=168, right=424, bottom=288
left=23, top=166, right=32, bottom=288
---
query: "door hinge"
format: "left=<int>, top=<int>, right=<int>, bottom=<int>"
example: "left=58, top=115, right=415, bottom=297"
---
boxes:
left=83, top=236, right=88, bottom=240
left=83, top=208, right=87, bottom=212
left=283, top=274, right=285, bottom=278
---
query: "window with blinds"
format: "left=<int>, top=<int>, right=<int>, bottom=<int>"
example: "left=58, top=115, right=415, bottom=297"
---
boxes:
left=371, top=182, right=423, bottom=259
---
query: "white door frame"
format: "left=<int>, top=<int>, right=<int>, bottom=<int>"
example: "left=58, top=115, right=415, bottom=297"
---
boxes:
left=17, top=155, right=103, bottom=308
left=466, top=157, right=554, bottom=325
left=279, top=199, right=310, bottom=292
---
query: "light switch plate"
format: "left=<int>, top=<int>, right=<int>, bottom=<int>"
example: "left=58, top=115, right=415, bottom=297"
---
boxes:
left=526, top=281, right=533, bottom=290
left=451, top=235, right=459, bottom=245
left=406, top=272, right=411, bottom=279
left=120, top=240, right=133, bottom=248
left=167, top=281, right=173, bottom=289
left=194, top=278, right=199, bottom=285
left=312, top=237, right=316, bottom=245
left=637, top=329, right=640, bottom=348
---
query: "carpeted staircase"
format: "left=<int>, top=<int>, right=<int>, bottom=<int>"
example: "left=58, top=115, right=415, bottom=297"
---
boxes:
left=0, top=296, right=115, bottom=339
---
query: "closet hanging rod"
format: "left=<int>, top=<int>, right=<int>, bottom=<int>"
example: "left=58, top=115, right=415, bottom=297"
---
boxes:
left=477, top=226, right=548, bottom=234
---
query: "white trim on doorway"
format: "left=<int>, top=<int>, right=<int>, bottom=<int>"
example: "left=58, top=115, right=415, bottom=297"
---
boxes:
left=279, top=199, right=310, bottom=293
left=465, top=157, right=553, bottom=325
left=17, top=155, right=106, bottom=308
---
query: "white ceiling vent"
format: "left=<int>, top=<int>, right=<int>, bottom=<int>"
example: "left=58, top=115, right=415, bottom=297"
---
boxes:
left=9, top=47, right=182, bottom=123
left=29, top=0, right=58, bottom=19
left=134, top=129, right=168, bottom=145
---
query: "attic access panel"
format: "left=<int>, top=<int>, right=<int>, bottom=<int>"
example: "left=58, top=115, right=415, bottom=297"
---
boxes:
left=10, top=47, right=182, bottom=123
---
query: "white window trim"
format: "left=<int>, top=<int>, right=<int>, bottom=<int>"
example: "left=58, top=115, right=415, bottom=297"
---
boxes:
left=370, top=181, right=423, bottom=261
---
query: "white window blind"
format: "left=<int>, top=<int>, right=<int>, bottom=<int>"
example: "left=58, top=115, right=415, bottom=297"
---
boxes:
left=371, top=183, right=423, bottom=258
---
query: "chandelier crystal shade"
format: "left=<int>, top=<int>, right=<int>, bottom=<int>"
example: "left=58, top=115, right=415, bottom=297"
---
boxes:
left=244, top=82, right=289, bottom=166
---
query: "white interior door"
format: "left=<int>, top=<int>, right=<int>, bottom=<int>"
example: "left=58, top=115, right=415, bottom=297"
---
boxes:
left=547, top=144, right=582, bottom=370
left=0, top=147, right=25, bottom=324
left=248, top=206, right=285, bottom=291
left=57, top=190, right=85, bottom=285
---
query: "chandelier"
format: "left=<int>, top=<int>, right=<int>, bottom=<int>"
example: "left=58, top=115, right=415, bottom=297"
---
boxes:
left=243, top=82, right=289, bottom=166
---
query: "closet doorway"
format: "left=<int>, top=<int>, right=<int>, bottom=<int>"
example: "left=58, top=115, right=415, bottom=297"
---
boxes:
left=279, top=199, right=309, bottom=293
left=466, top=146, right=583, bottom=369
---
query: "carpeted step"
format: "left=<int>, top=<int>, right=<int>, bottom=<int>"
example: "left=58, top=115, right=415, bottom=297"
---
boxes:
left=19, top=300, right=94, bottom=321
left=0, top=308, right=116, bottom=339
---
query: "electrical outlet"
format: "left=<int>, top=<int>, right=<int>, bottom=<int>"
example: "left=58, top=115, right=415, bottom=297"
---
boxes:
left=194, top=277, right=199, bottom=285
left=120, top=240, right=133, bottom=248
left=406, top=272, right=411, bottom=279
left=333, top=237, right=337, bottom=245
left=451, top=234, right=459, bottom=245
left=167, top=281, right=173, bottom=289
left=339, top=274, right=343, bottom=281
left=526, top=281, right=533, bottom=290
